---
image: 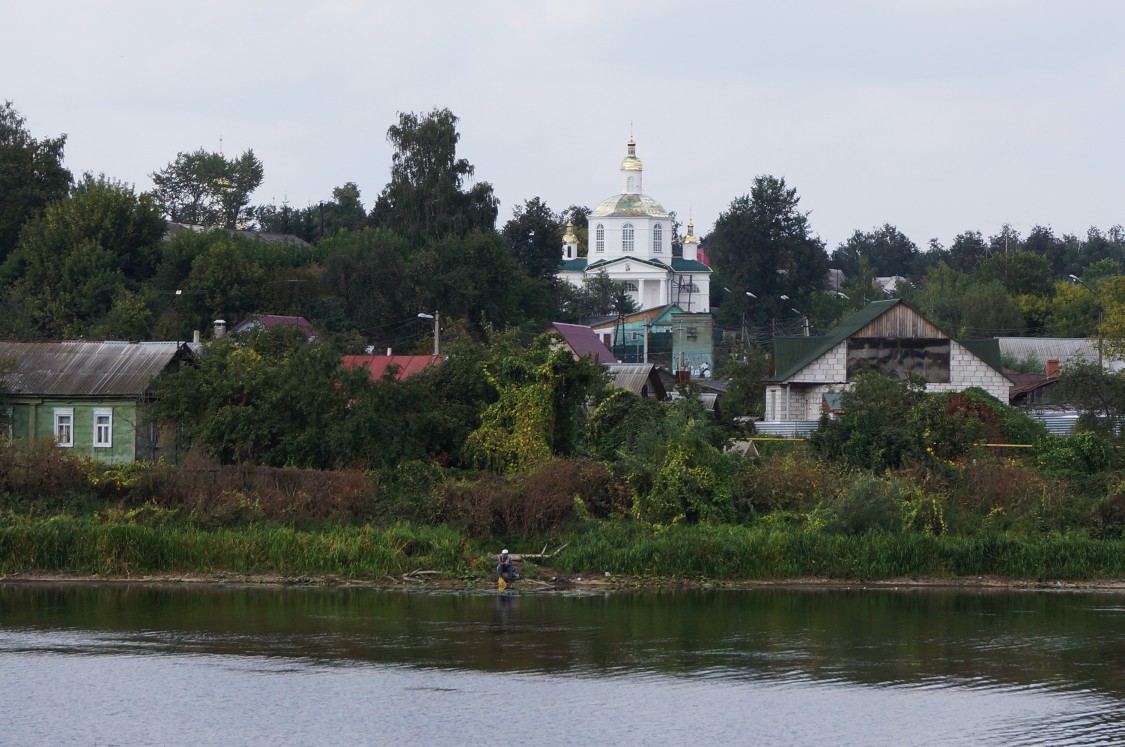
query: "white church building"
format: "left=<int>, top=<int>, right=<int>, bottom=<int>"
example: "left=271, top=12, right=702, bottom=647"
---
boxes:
left=558, top=139, right=712, bottom=313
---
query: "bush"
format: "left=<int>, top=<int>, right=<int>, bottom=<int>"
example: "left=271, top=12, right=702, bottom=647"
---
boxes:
left=733, top=449, right=843, bottom=516
left=817, top=475, right=907, bottom=535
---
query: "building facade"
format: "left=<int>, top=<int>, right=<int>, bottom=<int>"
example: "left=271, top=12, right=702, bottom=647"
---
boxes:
left=558, top=138, right=712, bottom=313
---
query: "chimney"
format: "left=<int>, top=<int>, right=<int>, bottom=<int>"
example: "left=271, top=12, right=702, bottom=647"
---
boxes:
left=1046, top=359, right=1060, bottom=377
left=213, top=319, right=227, bottom=339
left=192, top=329, right=201, bottom=345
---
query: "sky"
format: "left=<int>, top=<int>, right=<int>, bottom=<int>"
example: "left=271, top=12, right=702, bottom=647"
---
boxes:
left=4, top=1, right=1124, bottom=252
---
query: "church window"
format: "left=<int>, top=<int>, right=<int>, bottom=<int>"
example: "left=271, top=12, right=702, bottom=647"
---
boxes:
left=622, top=281, right=638, bottom=292
left=622, top=223, right=635, bottom=252
left=595, top=224, right=605, bottom=252
left=653, top=223, right=663, bottom=252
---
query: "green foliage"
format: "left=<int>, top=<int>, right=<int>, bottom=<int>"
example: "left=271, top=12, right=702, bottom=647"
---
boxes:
left=1036, top=431, right=1110, bottom=478
left=151, top=148, right=264, bottom=229
left=464, top=333, right=602, bottom=473
left=705, top=176, right=829, bottom=324
left=816, top=475, right=907, bottom=535
left=715, top=345, right=771, bottom=419
left=810, top=372, right=926, bottom=471
left=0, top=174, right=164, bottom=338
left=369, top=108, right=498, bottom=245
left=0, top=101, right=71, bottom=261
left=502, top=196, right=562, bottom=281
left=830, top=223, right=918, bottom=279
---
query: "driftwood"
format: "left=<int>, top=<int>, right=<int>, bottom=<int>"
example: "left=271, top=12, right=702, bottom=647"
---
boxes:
left=401, top=570, right=441, bottom=582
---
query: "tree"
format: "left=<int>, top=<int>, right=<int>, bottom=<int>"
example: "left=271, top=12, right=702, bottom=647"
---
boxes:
left=830, top=224, right=919, bottom=279
left=705, top=176, right=829, bottom=324
left=960, top=281, right=1025, bottom=337
left=0, top=101, right=71, bottom=261
left=502, top=196, right=562, bottom=281
left=319, top=227, right=414, bottom=346
left=810, top=372, right=926, bottom=472
left=976, top=251, right=1054, bottom=298
left=948, top=230, right=989, bottom=274
left=151, top=148, right=264, bottom=229
left=368, top=109, right=498, bottom=245
left=1, top=174, right=165, bottom=338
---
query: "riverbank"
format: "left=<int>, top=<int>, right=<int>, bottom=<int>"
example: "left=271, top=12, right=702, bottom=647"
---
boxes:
left=4, top=569, right=1125, bottom=594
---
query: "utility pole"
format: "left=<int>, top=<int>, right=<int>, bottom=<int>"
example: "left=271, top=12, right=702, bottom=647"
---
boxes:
left=417, top=311, right=440, bottom=356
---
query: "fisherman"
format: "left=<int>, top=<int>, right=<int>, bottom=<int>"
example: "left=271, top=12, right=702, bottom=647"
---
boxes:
left=496, top=549, right=518, bottom=584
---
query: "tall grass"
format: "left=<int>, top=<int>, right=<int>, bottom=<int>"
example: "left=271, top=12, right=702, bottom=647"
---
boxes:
left=0, top=517, right=478, bottom=578
left=552, top=521, right=1125, bottom=581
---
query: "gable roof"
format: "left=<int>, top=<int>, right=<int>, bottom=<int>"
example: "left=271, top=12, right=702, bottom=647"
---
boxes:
left=546, top=323, right=618, bottom=363
left=605, top=363, right=668, bottom=400
left=0, top=341, right=191, bottom=397
left=768, top=299, right=1006, bottom=382
left=233, top=314, right=319, bottom=339
left=588, top=304, right=685, bottom=331
left=559, top=258, right=588, bottom=272
left=342, top=354, right=444, bottom=382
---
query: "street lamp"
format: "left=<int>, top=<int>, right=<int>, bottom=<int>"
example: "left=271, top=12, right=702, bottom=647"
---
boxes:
left=1069, top=275, right=1104, bottom=370
left=417, top=312, right=440, bottom=356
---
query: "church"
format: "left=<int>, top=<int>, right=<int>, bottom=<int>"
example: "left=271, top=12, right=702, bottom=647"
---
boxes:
left=558, top=138, right=712, bottom=313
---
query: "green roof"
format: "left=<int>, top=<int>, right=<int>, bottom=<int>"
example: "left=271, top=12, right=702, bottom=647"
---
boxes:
left=670, top=257, right=712, bottom=273
left=767, top=299, right=1007, bottom=382
left=585, top=257, right=671, bottom=272
left=559, top=258, right=587, bottom=272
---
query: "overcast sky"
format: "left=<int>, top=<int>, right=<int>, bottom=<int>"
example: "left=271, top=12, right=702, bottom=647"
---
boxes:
left=4, top=1, right=1123, bottom=251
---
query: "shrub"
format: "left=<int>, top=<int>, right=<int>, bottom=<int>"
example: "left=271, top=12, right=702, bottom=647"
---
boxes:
left=733, top=449, right=843, bottom=516
left=818, top=475, right=907, bottom=535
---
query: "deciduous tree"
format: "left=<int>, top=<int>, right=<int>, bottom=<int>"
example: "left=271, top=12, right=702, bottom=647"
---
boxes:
left=0, top=101, right=71, bottom=261
left=151, top=148, right=264, bottom=229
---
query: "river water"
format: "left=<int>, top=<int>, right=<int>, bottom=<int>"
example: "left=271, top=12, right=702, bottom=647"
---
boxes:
left=2, top=583, right=1124, bottom=746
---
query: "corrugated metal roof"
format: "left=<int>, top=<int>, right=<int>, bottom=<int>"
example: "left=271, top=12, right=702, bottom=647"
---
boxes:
left=0, top=341, right=189, bottom=397
left=606, top=363, right=667, bottom=400
left=996, top=338, right=1112, bottom=368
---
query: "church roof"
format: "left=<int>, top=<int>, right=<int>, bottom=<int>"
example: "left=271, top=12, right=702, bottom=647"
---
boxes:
left=669, top=257, right=712, bottom=273
left=559, top=258, right=587, bottom=272
left=590, top=193, right=669, bottom=218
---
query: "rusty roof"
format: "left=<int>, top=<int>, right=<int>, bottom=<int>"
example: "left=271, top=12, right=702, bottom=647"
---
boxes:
left=0, top=341, right=190, bottom=397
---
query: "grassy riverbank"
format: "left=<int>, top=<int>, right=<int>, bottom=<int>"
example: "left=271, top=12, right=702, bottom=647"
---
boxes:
left=4, top=515, right=1125, bottom=584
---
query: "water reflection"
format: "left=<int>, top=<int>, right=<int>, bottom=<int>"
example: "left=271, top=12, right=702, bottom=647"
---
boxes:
left=2, top=583, right=1125, bottom=745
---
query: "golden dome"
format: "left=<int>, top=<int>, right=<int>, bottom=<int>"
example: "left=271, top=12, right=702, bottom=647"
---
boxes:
left=682, top=220, right=698, bottom=244
left=563, top=221, right=577, bottom=244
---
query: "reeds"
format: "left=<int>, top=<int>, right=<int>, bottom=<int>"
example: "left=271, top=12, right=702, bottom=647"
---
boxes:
left=0, top=517, right=477, bottom=578
left=552, top=521, right=1125, bottom=581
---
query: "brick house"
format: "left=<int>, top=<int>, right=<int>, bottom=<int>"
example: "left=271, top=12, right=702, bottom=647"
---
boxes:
left=761, top=300, right=1010, bottom=433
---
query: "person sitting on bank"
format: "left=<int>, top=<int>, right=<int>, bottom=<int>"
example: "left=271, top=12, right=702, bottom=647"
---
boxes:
left=496, top=549, right=518, bottom=583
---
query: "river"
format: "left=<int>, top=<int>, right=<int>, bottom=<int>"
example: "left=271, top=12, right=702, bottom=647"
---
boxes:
left=2, top=583, right=1124, bottom=746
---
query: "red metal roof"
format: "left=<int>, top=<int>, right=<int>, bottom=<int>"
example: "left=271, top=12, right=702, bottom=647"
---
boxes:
left=341, top=355, right=445, bottom=381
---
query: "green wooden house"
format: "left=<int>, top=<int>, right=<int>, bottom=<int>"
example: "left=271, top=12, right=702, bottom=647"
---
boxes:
left=0, top=341, right=195, bottom=464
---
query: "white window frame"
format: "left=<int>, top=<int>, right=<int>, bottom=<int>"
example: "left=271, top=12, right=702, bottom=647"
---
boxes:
left=653, top=223, right=663, bottom=252
left=54, top=408, right=74, bottom=448
left=622, top=223, right=635, bottom=252
left=93, top=408, right=113, bottom=448
left=595, top=224, right=605, bottom=252
left=622, top=281, right=639, bottom=292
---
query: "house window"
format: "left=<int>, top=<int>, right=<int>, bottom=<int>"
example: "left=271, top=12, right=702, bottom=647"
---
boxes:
left=54, top=408, right=74, bottom=448
left=622, top=223, right=635, bottom=251
left=847, top=338, right=951, bottom=383
left=653, top=223, right=663, bottom=252
left=623, top=281, right=639, bottom=292
left=94, top=408, right=112, bottom=448
left=595, top=224, right=605, bottom=252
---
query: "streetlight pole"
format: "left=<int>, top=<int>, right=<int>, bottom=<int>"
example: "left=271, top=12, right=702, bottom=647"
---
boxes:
left=1069, top=275, right=1103, bottom=370
left=417, top=312, right=440, bottom=356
